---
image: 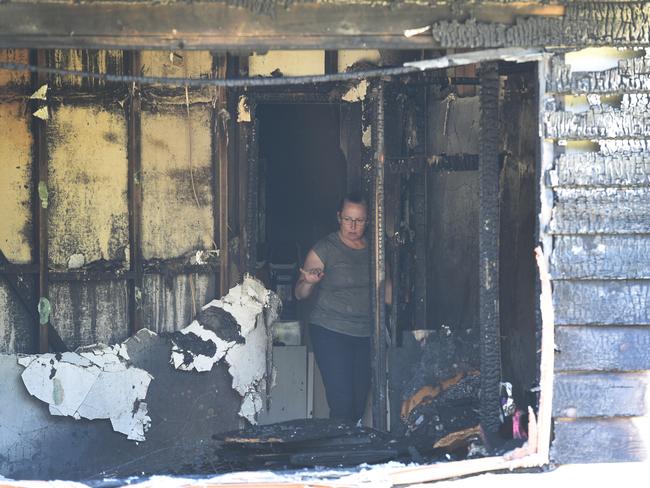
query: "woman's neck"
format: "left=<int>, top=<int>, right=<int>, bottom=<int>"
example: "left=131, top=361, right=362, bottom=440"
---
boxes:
left=338, top=231, right=366, bottom=249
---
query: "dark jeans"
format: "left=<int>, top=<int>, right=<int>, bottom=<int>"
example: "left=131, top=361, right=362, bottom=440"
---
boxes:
left=309, top=323, right=371, bottom=422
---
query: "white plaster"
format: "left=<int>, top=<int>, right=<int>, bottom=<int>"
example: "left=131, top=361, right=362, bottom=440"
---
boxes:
left=170, top=320, right=236, bottom=372
left=18, top=345, right=152, bottom=441
left=171, top=276, right=279, bottom=423
left=342, top=80, right=368, bottom=103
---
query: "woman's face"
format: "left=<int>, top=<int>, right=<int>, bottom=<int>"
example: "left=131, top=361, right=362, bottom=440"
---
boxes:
left=338, top=201, right=368, bottom=242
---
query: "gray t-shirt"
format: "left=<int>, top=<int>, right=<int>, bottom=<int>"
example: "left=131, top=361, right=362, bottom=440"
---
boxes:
left=309, top=232, right=371, bottom=337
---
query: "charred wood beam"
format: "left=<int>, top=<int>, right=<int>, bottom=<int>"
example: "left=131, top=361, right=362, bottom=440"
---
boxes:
left=0, top=249, right=67, bottom=352
left=246, top=104, right=259, bottom=274
left=325, top=51, right=338, bottom=76
left=30, top=49, right=51, bottom=354
left=125, top=50, right=144, bottom=335
left=340, top=103, right=362, bottom=193
left=370, top=82, right=388, bottom=431
left=213, top=53, right=235, bottom=295
left=478, top=61, right=502, bottom=436
left=431, top=3, right=650, bottom=49
left=0, top=3, right=565, bottom=50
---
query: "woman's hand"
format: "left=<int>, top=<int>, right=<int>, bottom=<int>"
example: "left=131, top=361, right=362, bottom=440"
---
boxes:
left=295, top=250, right=325, bottom=299
left=299, top=267, right=324, bottom=284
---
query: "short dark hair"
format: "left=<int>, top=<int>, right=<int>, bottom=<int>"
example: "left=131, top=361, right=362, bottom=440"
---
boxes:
left=338, top=192, right=368, bottom=213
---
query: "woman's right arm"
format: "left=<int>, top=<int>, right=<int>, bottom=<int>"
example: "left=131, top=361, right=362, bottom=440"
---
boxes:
left=295, top=249, right=325, bottom=300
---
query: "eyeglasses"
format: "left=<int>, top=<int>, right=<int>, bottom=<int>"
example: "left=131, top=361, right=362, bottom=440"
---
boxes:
left=340, top=216, right=368, bottom=226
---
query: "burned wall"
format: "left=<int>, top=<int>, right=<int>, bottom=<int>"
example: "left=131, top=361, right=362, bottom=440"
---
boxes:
left=546, top=48, right=650, bottom=464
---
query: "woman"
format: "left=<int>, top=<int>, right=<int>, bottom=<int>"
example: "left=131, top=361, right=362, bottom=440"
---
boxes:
left=295, top=192, right=370, bottom=422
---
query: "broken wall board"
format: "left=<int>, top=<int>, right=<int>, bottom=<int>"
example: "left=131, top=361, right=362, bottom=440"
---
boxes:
left=0, top=329, right=241, bottom=480
left=554, top=281, right=650, bottom=325
left=140, top=106, right=214, bottom=260
left=0, top=281, right=36, bottom=354
left=550, top=187, right=650, bottom=234
left=552, top=151, right=650, bottom=187
left=553, top=372, right=650, bottom=418
left=552, top=235, right=650, bottom=280
left=0, top=100, right=33, bottom=264
left=18, top=346, right=152, bottom=441
left=141, top=273, right=215, bottom=333
left=547, top=54, right=650, bottom=94
left=47, top=104, right=129, bottom=269
left=555, top=325, right=650, bottom=371
left=551, top=417, right=649, bottom=463
left=49, top=280, right=129, bottom=350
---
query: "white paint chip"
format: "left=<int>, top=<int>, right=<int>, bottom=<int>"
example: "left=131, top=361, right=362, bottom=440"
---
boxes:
left=18, top=344, right=152, bottom=441
left=237, top=96, right=251, bottom=122
left=33, top=106, right=49, bottom=120
left=342, top=80, right=369, bottom=103
left=29, top=84, right=48, bottom=100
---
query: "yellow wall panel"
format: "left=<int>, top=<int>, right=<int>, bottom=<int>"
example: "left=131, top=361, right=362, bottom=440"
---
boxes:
left=48, top=105, right=129, bottom=268
left=249, top=50, right=324, bottom=76
left=0, top=101, right=33, bottom=263
left=141, top=106, right=214, bottom=260
left=141, top=51, right=213, bottom=79
left=338, top=49, right=381, bottom=72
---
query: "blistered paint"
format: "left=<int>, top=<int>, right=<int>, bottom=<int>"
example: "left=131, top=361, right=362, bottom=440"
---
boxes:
left=19, top=343, right=152, bottom=441
left=0, top=101, right=32, bottom=264
left=0, top=49, right=30, bottom=88
left=141, top=51, right=213, bottom=79
left=141, top=106, right=214, bottom=260
left=249, top=50, right=324, bottom=76
left=47, top=105, right=129, bottom=268
left=338, top=49, right=381, bottom=72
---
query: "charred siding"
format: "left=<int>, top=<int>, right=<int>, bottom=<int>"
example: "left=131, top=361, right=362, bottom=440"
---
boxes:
left=547, top=50, right=650, bottom=463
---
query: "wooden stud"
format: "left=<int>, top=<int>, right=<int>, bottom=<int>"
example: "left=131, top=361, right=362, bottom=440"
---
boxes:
left=125, top=50, right=144, bottom=334
left=370, top=82, right=387, bottom=431
left=478, top=60, right=501, bottom=435
left=31, top=49, right=49, bottom=353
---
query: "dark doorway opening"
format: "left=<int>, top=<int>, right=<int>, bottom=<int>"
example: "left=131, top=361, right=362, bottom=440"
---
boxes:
left=258, top=103, right=347, bottom=269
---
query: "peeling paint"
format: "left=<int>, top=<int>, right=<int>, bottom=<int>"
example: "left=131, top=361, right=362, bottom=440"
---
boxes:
left=362, top=125, right=372, bottom=148
left=237, top=95, right=251, bottom=123
left=172, top=276, right=281, bottom=423
left=249, top=50, right=324, bottom=77
left=48, top=105, right=129, bottom=268
left=18, top=343, right=152, bottom=441
left=342, top=80, right=368, bottom=102
left=0, top=101, right=32, bottom=264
